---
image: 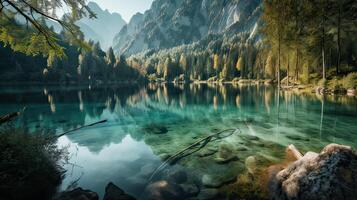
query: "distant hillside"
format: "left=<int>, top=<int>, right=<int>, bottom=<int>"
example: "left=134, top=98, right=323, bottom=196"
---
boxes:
left=77, top=2, right=126, bottom=50
left=113, top=0, right=262, bottom=56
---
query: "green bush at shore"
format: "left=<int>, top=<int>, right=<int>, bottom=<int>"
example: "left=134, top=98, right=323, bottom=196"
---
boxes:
left=0, top=127, right=67, bottom=200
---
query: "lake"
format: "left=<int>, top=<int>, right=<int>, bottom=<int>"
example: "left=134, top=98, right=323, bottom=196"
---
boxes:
left=0, top=83, right=356, bottom=199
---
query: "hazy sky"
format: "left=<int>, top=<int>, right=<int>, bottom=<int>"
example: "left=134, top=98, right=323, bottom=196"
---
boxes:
left=91, top=0, right=153, bottom=22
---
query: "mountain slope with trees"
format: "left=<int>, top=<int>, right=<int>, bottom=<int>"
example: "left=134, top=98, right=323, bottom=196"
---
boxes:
left=113, top=0, right=262, bottom=56
left=122, top=0, right=357, bottom=89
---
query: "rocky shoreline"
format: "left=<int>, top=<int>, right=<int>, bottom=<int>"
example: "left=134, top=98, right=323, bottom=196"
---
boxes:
left=269, top=144, right=357, bottom=200
left=55, top=182, right=136, bottom=200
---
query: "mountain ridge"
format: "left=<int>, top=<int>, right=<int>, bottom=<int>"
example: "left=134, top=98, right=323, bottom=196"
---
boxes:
left=78, top=1, right=126, bottom=50
left=113, top=0, right=262, bottom=56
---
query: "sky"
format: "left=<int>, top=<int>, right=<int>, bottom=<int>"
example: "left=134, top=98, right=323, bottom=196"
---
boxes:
left=91, top=0, right=154, bottom=22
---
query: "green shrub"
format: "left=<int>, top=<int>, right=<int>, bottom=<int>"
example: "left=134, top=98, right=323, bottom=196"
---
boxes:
left=318, top=78, right=328, bottom=88
left=0, top=127, right=67, bottom=200
left=341, top=72, right=357, bottom=89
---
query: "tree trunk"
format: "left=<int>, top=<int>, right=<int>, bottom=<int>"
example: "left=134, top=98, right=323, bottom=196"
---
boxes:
left=337, top=5, right=341, bottom=75
left=287, top=54, right=290, bottom=87
left=278, top=33, right=281, bottom=88
left=322, top=12, right=326, bottom=80
left=295, top=48, right=299, bottom=82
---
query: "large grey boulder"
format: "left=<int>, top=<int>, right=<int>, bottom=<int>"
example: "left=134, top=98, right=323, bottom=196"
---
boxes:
left=103, top=182, right=136, bottom=200
left=270, top=144, right=357, bottom=200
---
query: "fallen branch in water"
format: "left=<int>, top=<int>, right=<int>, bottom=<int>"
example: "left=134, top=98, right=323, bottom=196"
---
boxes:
left=55, top=120, right=108, bottom=139
left=149, top=128, right=241, bottom=181
left=286, top=144, right=303, bottom=160
left=0, top=107, right=26, bottom=125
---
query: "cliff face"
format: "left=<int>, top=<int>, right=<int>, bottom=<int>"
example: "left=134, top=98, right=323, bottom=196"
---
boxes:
left=113, top=0, right=262, bottom=56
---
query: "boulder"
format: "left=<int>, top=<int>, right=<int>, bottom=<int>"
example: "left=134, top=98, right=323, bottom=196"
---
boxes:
left=103, top=182, right=136, bottom=200
left=347, top=89, right=357, bottom=96
left=143, top=124, right=168, bottom=134
left=270, top=144, right=357, bottom=200
left=214, top=143, right=238, bottom=164
left=201, top=174, right=237, bottom=188
left=168, top=170, right=188, bottom=184
left=245, top=156, right=257, bottom=174
left=197, top=148, right=217, bottom=157
left=179, top=183, right=199, bottom=197
left=145, top=180, right=185, bottom=200
left=196, top=188, right=219, bottom=200
left=55, top=188, right=99, bottom=200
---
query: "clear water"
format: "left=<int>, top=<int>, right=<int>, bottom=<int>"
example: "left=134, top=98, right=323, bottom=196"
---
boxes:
left=1, top=84, right=356, bottom=199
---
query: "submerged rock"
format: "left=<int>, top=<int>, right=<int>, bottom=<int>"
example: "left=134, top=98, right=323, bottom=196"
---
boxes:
left=179, top=183, right=199, bottom=197
left=197, top=148, right=217, bottom=157
left=285, top=135, right=309, bottom=141
left=243, top=135, right=260, bottom=141
left=245, top=156, right=257, bottom=174
left=55, top=188, right=99, bottom=200
left=143, top=124, right=168, bottom=134
left=168, top=170, right=188, bottom=184
left=270, top=144, right=357, bottom=200
left=103, top=182, right=136, bottom=200
left=197, top=188, right=219, bottom=200
left=214, top=143, right=238, bottom=164
left=201, top=174, right=237, bottom=188
left=146, top=180, right=185, bottom=200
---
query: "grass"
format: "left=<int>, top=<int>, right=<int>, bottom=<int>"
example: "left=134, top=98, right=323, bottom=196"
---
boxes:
left=0, top=126, right=67, bottom=200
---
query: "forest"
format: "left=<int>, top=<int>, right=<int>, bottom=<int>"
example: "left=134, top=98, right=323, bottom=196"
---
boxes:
left=127, top=0, right=357, bottom=90
left=1, top=0, right=356, bottom=90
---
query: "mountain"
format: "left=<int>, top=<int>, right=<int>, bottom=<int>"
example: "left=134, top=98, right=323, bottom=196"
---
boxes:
left=113, top=0, right=262, bottom=56
left=77, top=2, right=126, bottom=50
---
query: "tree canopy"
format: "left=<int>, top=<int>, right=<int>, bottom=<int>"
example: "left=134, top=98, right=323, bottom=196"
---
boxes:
left=0, top=0, right=95, bottom=59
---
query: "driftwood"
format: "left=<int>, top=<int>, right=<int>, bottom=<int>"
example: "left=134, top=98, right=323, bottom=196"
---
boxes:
left=286, top=144, right=303, bottom=160
left=0, top=108, right=26, bottom=125
left=149, top=128, right=241, bottom=181
left=55, top=120, right=108, bottom=139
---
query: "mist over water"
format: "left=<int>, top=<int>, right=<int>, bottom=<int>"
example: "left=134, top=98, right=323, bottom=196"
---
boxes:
left=0, top=83, right=356, bottom=198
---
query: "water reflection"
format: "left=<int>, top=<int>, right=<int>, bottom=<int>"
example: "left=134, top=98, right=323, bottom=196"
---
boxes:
left=0, top=84, right=356, bottom=199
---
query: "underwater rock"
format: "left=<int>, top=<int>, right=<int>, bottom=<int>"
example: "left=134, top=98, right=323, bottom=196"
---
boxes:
left=197, top=148, right=217, bottom=157
left=285, top=135, right=309, bottom=141
left=214, top=155, right=238, bottom=164
left=196, top=188, right=219, bottom=200
left=214, top=144, right=238, bottom=164
left=236, top=147, right=248, bottom=151
left=243, top=135, right=260, bottom=141
left=201, top=174, right=237, bottom=188
left=103, top=182, right=136, bottom=200
left=159, top=153, right=171, bottom=161
left=55, top=188, right=99, bottom=200
left=245, top=156, right=257, bottom=174
left=270, top=144, right=357, bottom=200
left=168, top=170, right=188, bottom=184
left=179, top=183, right=199, bottom=197
left=146, top=180, right=185, bottom=200
left=143, top=124, right=168, bottom=134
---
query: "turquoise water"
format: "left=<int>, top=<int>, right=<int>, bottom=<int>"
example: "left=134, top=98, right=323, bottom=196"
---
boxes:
left=0, top=84, right=356, bottom=199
